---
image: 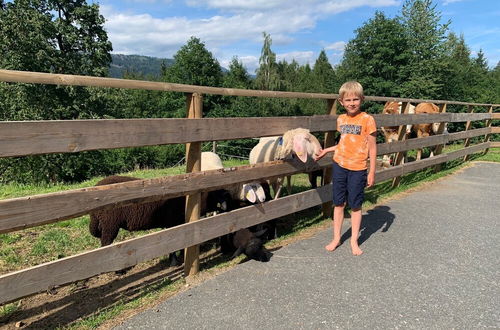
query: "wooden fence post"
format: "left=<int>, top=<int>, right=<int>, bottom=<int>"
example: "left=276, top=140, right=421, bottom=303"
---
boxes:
left=391, top=102, right=410, bottom=188
left=321, top=99, right=337, bottom=219
left=483, top=106, right=494, bottom=155
left=184, top=92, right=203, bottom=277
left=463, top=105, right=474, bottom=161
left=433, top=103, right=448, bottom=172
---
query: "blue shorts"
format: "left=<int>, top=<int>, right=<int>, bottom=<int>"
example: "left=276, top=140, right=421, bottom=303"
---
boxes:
left=332, top=162, right=367, bottom=209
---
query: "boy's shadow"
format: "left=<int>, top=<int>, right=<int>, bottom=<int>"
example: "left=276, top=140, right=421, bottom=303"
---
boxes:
left=340, top=205, right=395, bottom=246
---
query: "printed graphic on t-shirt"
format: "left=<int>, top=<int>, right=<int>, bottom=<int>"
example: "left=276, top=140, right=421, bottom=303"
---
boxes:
left=339, top=124, right=361, bottom=135
left=334, top=112, right=377, bottom=171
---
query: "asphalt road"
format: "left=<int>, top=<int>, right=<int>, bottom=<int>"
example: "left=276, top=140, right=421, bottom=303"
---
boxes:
left=116, top=162, right=500, bottom=330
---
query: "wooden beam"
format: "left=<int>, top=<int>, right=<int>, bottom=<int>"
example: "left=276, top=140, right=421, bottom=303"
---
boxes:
left=433, top=104, right=448, bottom=172
left=392, top=102, right=411, bottom=188
left=463, top=105, right=474, bottom=161
left=184, top=93, right=202, bottom=277
left=0, top=113, right=491, bottom=158
left=377, top=127, right=491, bottom=156
left=321, top=99, right=337, bottom=219
left=483, top=106, right=494, bottom=155
left=0, top=157, right=331, bottom=234
left=2, top=69, right=499, bottom=107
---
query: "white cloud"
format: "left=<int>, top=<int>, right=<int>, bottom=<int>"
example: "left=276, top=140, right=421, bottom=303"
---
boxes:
left=100, top=0, right=398, bottom=68
left=277, top=51, right=315, bottom=65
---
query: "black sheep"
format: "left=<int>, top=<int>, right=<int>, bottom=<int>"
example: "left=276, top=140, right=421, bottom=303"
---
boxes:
left=220, top=228, right=272, bottom=262
left=89, top=175, right=231, bottom=265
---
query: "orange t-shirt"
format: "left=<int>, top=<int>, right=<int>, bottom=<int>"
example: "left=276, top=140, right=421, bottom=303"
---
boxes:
left=333, top=112, right=377, bottom=171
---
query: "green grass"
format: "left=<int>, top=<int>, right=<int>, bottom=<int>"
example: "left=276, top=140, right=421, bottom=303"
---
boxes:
left=0, top=145, right=499, bottom=327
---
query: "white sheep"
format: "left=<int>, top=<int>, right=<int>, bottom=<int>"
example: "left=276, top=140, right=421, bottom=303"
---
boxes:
left=249, top=128, right=322, bottom=199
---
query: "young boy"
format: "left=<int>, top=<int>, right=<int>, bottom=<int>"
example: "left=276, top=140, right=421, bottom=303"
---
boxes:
left=315, top=81, right=377, bottom=256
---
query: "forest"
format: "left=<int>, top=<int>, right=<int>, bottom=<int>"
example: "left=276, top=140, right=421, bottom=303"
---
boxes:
left=0, top=0, right=499, bottom=184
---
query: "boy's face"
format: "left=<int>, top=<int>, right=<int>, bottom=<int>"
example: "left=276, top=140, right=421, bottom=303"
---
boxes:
left=339, top=92, right=362, bottom=116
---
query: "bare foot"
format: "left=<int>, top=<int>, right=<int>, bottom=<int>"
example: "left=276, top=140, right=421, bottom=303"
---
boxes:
left=325, top=240, right=340, bottom=252
left=351, top=243, right=363, bottom=256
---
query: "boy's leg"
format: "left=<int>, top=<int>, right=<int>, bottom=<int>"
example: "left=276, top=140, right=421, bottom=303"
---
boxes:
left=350, top=208, right=363, bottom=255
left=326, top=203, right=345, bottom=251
left=347, top=169, right=367, bottom=256
left=327, top=162, right=347, bottom=251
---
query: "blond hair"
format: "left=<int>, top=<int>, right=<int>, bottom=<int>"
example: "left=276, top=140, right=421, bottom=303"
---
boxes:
left=338, top=81, right=364, bottom=100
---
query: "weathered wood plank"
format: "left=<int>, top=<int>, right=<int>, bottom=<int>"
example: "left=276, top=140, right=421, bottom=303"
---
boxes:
left=0, top=184, right=332, bottom=305
left=2, top=70, right=500, bottom=107
left=376, top=127, right=491, bottom=155
left=184, top=93, right=203, bottom=276
left=491, top=127, right=500, bottom=134
left=375, top=142, right=490, bottom=183
left=0, top=158, right=330, bottom=234
left=0, top=113, right=491, bottom=158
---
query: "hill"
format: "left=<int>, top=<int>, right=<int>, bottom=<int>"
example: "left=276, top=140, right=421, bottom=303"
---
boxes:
left=109, top=54, right=174, bottom=78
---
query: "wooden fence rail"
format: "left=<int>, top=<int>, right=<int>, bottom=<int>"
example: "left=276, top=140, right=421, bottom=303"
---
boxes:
left=0, top=113, right=492, bottom=158
left=2, top=69, right=500, bottom=107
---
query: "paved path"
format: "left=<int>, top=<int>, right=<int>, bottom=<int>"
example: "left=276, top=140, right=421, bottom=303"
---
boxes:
left=116, top=162, right=500, bottom=329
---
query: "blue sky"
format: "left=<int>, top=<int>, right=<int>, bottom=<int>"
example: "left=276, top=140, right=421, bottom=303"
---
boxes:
left=91, top=0, right=500, bottom=73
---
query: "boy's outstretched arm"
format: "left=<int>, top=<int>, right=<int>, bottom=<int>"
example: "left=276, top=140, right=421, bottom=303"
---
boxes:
left=367, top=132, right=377, bottom=187
left=314, top=145, right=336, bottom=161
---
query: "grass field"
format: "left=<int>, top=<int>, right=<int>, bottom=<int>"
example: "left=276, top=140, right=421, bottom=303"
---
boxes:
left=0, top=145, right=499, bottom=328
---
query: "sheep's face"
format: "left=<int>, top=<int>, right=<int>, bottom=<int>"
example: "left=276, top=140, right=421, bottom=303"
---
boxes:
left=292, top=133, right=322, bottom=163
left=242, top=182, right=266, bottom=203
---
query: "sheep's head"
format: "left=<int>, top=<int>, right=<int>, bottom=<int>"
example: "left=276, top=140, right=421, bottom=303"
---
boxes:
left=278, top=128, right=322, bottom=163
left=242, top=182, right=266, bottom=203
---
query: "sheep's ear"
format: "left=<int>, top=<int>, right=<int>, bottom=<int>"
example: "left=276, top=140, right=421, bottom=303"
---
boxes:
left=292, top=135, right=308, bottom=163
left=254, top=184, right=266, bottom=203
left=243, top=184, right=257, bottom=203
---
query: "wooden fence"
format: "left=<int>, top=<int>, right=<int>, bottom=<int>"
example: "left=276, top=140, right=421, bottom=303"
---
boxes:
left=0, top=69, right=499, bottom=305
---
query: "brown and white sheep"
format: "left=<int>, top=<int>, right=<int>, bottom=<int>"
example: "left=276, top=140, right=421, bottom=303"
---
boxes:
left=381, top=101, right=415, bottom=166
left=412, top=103, right=448, bottom=160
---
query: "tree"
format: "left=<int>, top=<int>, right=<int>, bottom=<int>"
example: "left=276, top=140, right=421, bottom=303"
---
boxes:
left=336, top=11, right=410, bottom=98
left=0, top=0, right=113, bottom=183
left=398, top=0, right=450, bottom=98
left=312, top=50, right=336, bottom=93
left=223, top=57, right=252, bottom=89
left=162, top=37, right=223, bottom=117
left=255, top=32, right=279, bottom=91
left=163, top=36, right=222, bottom=87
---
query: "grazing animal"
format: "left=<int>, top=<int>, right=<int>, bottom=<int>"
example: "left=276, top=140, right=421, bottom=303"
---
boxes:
left=89, top=175, right=231, bottom=266
left=381, top=102, right=416, bottom=165
left=249, top=128, right=322, bottom=198
left=223, top=228, right=272, bottom=262
left=412, top=103, right=448, bottom=160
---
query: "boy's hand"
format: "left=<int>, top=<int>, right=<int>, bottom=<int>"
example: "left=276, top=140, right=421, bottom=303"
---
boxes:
left=314, top=148, right=325, bottom=161
left=367, top=172, right=375, bottom=188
